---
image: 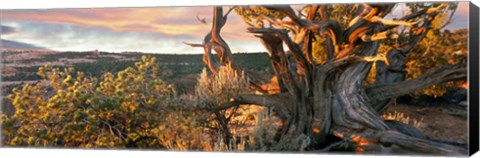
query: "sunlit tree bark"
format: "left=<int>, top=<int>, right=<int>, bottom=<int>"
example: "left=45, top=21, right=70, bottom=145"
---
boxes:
left=186, top=3, right=467, bottom=155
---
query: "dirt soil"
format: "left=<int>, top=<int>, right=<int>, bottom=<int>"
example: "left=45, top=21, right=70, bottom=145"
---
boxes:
left=384, top=103, right=468, bottom=144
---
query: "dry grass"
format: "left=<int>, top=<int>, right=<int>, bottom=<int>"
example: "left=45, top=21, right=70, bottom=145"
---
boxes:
left=195, top=66, right=250, bottom=107
left=382, top=111, right=424, bottom=128
left=191, top=66, right=314, bottom=151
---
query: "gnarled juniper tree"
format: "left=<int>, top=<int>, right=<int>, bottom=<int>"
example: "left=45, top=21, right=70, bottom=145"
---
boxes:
left=186, top=2, right=467, bottom=155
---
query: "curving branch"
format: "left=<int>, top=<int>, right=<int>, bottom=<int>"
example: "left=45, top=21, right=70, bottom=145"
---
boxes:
left=366, top=63, right=467, bottom=103
left=248, top=28, right=309, bottom=74
left=185, top=7, right=270, bottom=92
left=255, top=33, right=297, bottom=94
left=370, top=4, right=449, bottom=113
left=378, top=130, right=468, bottom=155
left=258, top=14, right=298, bottom=32
left=262, top=5, right=333, bottom=31
left=437, top=4, right=457, bottom=30
left=187, top=3, right=467, bottom=154
left=203, top=93, right=295, bottom=121
left=263, top=5, right=308, bottom=27
left=210, top=7, right=234, bottom=66
left=331, top=124, right=467, bottom=155
left=303, top=5, right=320, bottom=64
left=380, top=3, right=448, bottom=32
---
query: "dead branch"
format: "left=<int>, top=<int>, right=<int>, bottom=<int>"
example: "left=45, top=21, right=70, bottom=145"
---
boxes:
left=366, top=63, right=467, bottom=103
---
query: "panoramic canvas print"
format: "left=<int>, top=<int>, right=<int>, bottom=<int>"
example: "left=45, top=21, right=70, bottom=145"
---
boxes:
left=0, top=1, right=471, bottom=156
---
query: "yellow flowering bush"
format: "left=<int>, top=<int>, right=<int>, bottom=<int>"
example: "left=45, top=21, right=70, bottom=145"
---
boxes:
left=2, top=56, right=176, bottom=148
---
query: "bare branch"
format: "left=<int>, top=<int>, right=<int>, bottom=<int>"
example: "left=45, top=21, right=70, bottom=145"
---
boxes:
left=380, top=3, right=448, bottom=32
left=202, top=93, right=295, bottom=121
left=366, top=63, right=467, bottom=102
left=438, top=3, right=458, bottom=30
left=224, top=6, right=238, bottom=17
left=263, top=5, right=308, bottom=27
left=331, top=126, right=467, bottom=155
left=182, top=42, right=204, bottom=47
left=379, top=130, right=468, bottom=155
left=254, top=33, right=297, bottom=94
left=262, top=5, right=331, bottom=30
left=258, top=14, right=297, bottom=32
left=186, top=7, right=271, bottom=91
left=370, top=16, right=422, bottom=27
left=303, top=5, right=320, bottom=64
left=318, top=5, right=329, bottom=20
left=248, top=28, right=309, bottom=69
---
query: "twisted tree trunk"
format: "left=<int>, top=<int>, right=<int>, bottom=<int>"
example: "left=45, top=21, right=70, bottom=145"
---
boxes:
left=186, top=4, right=468, bottom=155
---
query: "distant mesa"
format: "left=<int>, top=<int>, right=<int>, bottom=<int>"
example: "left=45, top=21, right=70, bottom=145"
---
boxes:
left=1, top=25, right=17, bottom=35
left=1, top=39, right=50, bottom=51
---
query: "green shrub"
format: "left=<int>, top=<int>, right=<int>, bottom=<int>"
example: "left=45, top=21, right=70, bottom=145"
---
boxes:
left=2, top=56, right=175, bottom=148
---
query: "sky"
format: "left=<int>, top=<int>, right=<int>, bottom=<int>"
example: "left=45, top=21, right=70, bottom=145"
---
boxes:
left=0, top=2, right=470, bottom=54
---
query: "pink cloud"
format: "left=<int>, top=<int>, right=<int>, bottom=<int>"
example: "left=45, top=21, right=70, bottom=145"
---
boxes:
left=2, top=3, right=470, bottom=53
left=2, top=7, right=213, bottom=35
left=2, top=6, right=261, bottom=44
left=455, top=1, right=469, bottom=16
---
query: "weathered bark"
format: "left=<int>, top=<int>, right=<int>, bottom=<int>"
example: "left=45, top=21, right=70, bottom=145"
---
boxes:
left=310, top=58, right=357, bottom=144
left=378, top=131, right=468, bottom=155
left=367, top=63, right=467, bottom=103
left=187, top=3, right=467, bottom=155
left=329, top=121, right=467, bottom=155
left=185, top=7, right=270, bottom=93
left=370, top=7, right=439, bottom=113
left=255, top=33, right=292, bottom=93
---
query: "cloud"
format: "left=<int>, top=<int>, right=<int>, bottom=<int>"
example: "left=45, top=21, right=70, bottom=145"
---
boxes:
left=3, top=3, right=468, bottom=53
left=1, top=6, right=259, bottom=39
left=1, top=21, right=264, bottom=53
left=1, top=25, right=17, bottom=35
left=455, top=1, right=469, bottom=16
left=1, top=7, right=216, bottom=36
left=1, top=6, right=266, bottom=53
left=1, top=25, right=49, bottom=51
left=4, top=21, right=191, bottom=52
left=1, top=39, right=49, bottom=51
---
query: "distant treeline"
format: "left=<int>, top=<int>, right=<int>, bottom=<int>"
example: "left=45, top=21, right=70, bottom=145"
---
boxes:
left=2, top=51, right=272, bottom=93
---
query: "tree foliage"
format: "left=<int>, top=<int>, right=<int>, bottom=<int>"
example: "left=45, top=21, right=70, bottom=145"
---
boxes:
left=406, top=29, right=467, bottom=97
